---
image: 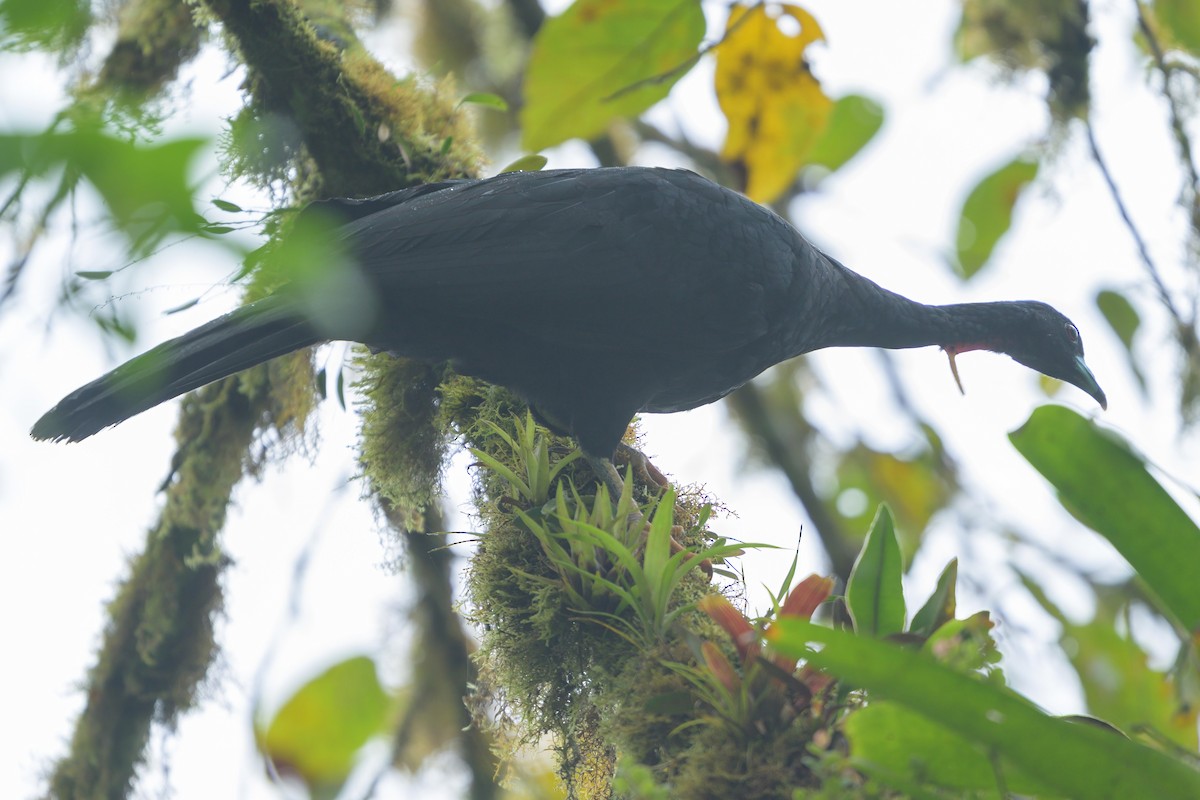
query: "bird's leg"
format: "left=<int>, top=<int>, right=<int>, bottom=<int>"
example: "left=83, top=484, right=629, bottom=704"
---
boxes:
left=584, top=453, right=629, bottom=501
left=614, top=443, right=670, bottom=490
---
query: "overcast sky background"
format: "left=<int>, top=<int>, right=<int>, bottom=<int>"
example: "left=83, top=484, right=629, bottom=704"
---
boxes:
left=2, top=0, right=1198, bottom=796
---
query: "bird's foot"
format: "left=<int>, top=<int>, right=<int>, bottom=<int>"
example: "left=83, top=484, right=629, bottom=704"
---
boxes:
left=615, top=443, right=670, bottom=491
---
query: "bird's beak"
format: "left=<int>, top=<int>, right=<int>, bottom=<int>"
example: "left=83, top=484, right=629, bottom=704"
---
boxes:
left=1069, top=355, right=1107, bottom=410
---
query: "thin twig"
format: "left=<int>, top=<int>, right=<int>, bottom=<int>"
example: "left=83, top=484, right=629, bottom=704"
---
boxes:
left=1084, top=118, right=1186, bottom=324
left=1134, top=0, right=1200, bottom=239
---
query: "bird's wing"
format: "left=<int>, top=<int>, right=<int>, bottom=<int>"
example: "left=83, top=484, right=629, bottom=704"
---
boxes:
left=336, top=168, right=796, bottom=355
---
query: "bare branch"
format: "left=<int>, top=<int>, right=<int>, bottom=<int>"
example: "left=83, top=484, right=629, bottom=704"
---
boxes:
left=1084, top=118, right=1188, bottom=325
left=1134, top=0, right=1200, bottom=242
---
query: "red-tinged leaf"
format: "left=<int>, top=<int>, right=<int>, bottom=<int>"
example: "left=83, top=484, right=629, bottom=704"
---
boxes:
left=698, top=594, right=758, bottom=662
left=701, top=641, right=741, bottom=693
left=780, top=574, right=834, bottom=620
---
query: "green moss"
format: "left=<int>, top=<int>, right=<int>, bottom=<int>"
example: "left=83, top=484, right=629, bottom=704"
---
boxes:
left=356, top=354, right=449, bottom=532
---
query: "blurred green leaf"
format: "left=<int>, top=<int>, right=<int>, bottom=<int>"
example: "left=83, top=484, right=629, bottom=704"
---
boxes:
left=1020, top=572, right=1199, bottom=749
left=954, top=155, right=1039, bottom=278
left=500, top=154, right=549, bottom=174
left=1153, top=0, right=1200, bottom=56
left=922, top=610, right=1002, bottom=673
left=1010, top=406, right=1200, bottom=633
left=0, top=128, right=208, bottom=254
left=0, top=0, right=90, bottom=52
left=459, top=91, right=509, bottom=112
left=1096, top=288, right=1146, bottom=390
left=846, top=505, right=905, bottom=637
left=1096, top=289, right=1140, bottom=350
left=164, top=297, right=200, bottom=315
left=768, top=619, right=1200, bottom=800
left=806, top=94, right=885, bottom=174
left=845, top=701, right=1061, bottom=797
left=910, top=558, right=957, bottom=637
left=833, top=441, right=950, bottom=554
left=521, top=0, right=705, bottom=151
left=259, top=655, right=392, bottom=790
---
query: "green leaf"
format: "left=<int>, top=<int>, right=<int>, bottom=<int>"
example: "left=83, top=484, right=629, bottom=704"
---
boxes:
left=74, top=270, right=113, bottom=280
left=768, top=619, right=1200, bottom=800
left=833, top=441, right=949, bottom=551
left=1096, top=289, right=1140, bottom=350
left=521, top=0, right=705, bottom=151
left=845, top=701, right=1060, bottom=796
left=806, top=94, right=885, bottom=174
left=0, top=0, right=90, bottom=51
left=212, top=198, right=244, bottom=213
left=1154, top=0, right=1200, bottom=56
left=499, top=154, right=549, bottom=174
left=1010, top=406, right=1200, bottom=633
left=1019, top=572, right=1198, bottom=749
left=1096, top=288, right=1146, bottom=390
left=909, top=558, right=957, bottom=636
left=954, top=155, right=1039, bottom=278
left=164, top=297, right=200, bottom=315
left=846, top=505, right=906, bottom=637
left=259, top=656, right=392, bottom=790
left=0, top=128, right=208, bottom=254
left=458, top=91, right=509, bottom=112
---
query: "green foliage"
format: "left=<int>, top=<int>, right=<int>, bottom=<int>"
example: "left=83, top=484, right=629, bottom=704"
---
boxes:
left=1096, top=288, right=1146, bottom=390
left=844, top=701, right=1060, bottom=797
left=831, top=437, right=953, bottom=553
left=0, top=0, right=90, bottom=53
left=500, top=153, right=549, bottom=173
left=0, top=127, right=208, bottom=255
left=1020, top=573, right=1199, bottom=750
left=1010, top=406, right=1200, bottom=632
left=472, top=413, right=581, bottom=506
left=805, top=94, right=886, bottom=175
left=1153, top=0, right=1200, bottom=56
left=955, top=0, right=1092, bottom=120
left=769, top=619, right=1200, bottom=799
left=845, top=505, right=905, bottom=637
left=257, top=656, right=393, bottom=793
left=954, top=154, right=1039, bottom=278
left=514, top=479, right=751, bottom=646
left=458, top=91, right=509, bottom=112
left=521, top=0, right=705, bottom=151
left=908, top=559, right=957, bottom=637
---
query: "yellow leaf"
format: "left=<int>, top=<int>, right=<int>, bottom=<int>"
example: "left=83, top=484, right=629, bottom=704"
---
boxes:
left=715, top=3, right=834, bottom=202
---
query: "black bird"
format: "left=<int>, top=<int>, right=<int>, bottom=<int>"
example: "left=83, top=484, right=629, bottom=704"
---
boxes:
left=31, top=167, right=1106, bottom=469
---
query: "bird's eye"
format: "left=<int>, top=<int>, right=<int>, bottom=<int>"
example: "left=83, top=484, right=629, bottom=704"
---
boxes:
left=1065, top=323, right=1080, bottom=343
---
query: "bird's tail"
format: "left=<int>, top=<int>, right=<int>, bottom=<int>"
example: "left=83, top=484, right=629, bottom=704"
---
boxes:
left=31, top=294, right=323, bottom=442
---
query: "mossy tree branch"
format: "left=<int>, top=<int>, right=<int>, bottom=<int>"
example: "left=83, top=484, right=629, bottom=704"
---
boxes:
left=47, top=0, right=484, bottom=796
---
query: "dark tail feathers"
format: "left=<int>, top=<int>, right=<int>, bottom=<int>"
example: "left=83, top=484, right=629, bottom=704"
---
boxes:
left=31, top=294, right=322, bottom=442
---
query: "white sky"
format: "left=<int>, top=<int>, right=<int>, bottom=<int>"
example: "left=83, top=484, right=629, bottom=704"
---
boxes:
left=2, top=0, right=1197, bottom=796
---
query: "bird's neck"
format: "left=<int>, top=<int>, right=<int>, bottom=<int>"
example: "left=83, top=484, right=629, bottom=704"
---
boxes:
left=815, top=260, right=1017, bottom=353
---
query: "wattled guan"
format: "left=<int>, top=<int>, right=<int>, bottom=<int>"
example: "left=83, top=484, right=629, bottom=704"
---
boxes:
left=31, top=167, right=1106, bottom=464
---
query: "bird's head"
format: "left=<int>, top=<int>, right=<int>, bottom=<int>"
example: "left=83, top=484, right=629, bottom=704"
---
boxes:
left=947, top=301, right=1106, bottom=409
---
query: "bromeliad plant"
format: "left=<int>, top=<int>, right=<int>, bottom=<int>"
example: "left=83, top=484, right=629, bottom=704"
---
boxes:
left=471, top=412, right=767, bottom=648
left=471, top=413, right=582, bottom=506
left=670, top=570, right=839, bottom=739
left=514, top=474, right=759, bottom=647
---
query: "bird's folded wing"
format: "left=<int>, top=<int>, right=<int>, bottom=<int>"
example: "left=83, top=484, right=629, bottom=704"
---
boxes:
left=334, top=169, right=789, bottom=355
